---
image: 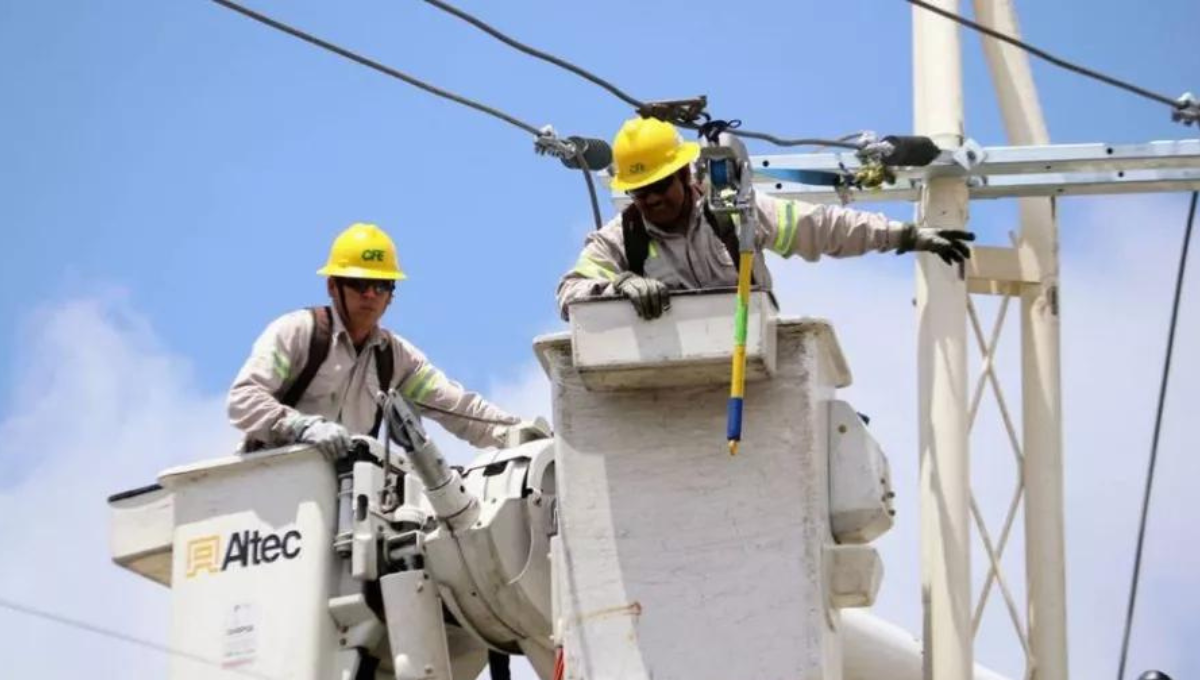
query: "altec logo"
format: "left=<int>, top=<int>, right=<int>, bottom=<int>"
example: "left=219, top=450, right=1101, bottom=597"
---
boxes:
left=185, top=530, right=302, bottom=578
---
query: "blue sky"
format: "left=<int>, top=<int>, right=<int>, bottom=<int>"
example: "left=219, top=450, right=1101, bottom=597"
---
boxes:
left=1, top=1, right=1198, bottom=678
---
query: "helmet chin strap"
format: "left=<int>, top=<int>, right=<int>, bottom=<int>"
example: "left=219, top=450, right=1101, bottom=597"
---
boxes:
left=333, top=279, right=363, bottom=353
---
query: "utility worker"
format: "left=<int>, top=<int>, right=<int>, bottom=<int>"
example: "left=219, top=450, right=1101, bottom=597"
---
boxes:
left=229, top=222, right=533, bottom=456
left=556, top=118, right=975, bottom=319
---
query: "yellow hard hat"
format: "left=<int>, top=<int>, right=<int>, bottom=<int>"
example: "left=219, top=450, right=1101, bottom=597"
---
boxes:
left=317, top=223, right=407, bottom=280
left=609, top=117, right=700, bottom=192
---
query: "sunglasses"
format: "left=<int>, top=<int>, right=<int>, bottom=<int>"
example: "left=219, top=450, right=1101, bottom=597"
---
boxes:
left=627, top=173, right=678, bottom=200
left=337, top=278, right=396, bottom=295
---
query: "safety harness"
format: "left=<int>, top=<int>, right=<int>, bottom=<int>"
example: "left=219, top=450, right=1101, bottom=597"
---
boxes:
left=620, top=204, right=750, bottom=282
left=277, top=306, right=394, bottom=437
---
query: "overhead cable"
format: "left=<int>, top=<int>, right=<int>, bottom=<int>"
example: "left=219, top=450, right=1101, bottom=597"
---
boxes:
left=210, top=0, right=606, bottom=228
left=412, top=399, right=521, bottom=426
left=419, top=0, right=863, bottom=148
left=0, top=596, right=276, bottom=679
left=905, top=0, right=1200, bottom=126
left=422, top=0, right=643, bottom=111
left=1115, top=191, right=1197, bottom=680
left=212, top=0, right=542, bottom=135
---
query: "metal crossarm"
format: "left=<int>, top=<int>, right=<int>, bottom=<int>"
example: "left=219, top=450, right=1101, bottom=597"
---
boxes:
left=751, top=140, right=1200, bottom=203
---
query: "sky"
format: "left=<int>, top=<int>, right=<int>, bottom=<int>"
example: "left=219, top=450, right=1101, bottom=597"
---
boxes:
left=1, top=0, right=1198, bottom=678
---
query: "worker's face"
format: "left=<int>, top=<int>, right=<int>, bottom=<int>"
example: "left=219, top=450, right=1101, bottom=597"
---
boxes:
left=630, top=168, right=690, bottom=225
left=328, top=278, right=394, bottom=332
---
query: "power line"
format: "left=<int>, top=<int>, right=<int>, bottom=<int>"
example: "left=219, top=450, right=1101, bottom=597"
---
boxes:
left=1115, top=191, right=1197, bottom=680
left=0, top=596, right=276, bottom=680
left=419, top=0, right=862, bottom=148
left=904, top=0, right=1195, bottom=119
left=211, top=0, right=542, bottom=136
left=421, top=0, right=643, bottom=111
left=413, top=399, right=521, bottom=426
left=210, top=0, right=606, bottom=229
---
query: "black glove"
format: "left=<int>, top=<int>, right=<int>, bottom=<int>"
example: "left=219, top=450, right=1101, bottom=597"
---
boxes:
left=613, top=271, right=671, bottom=320
left=898, top=224, right=975, bottom=265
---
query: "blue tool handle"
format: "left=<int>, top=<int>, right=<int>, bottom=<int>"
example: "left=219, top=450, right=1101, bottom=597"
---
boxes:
left=726, top=397, right=744, bottom=441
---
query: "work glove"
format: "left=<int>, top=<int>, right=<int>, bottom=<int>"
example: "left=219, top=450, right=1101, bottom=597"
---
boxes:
left=502, top=417, right=554, bottom=448
left=613, top=271, right=671, bottom=320
left=284, top=413, right=352, bottom=458
left=897, top=224, right=975, bottom=266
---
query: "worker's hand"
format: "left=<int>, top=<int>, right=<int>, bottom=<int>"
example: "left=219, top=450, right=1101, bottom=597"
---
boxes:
left=285, top=414, right=352, bottom=458
left=898, top=224, right=975, bottom=265
left=502, top=417, right=553, bottom=448
left=613, top=271, right=671, bottom=320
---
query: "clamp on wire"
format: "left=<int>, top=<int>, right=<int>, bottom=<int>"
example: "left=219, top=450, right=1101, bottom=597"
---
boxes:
left=697, top=118, right=742, bottom=145
left=637, top=97, right=710, bottom=128
left=850, top=132, right=898, bottom=191
left=533, top=126, right=580, bottom=163
left=832, top=132, right=942, bottom=202
left=1174, top=92, right=1200, bottom=126
left=534, top=125, right=608, bottom=230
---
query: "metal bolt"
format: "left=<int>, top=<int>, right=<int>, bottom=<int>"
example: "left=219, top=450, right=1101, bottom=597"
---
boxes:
left=837, top=424, right=847, bottom=434
left=425, top=665, right=434, bottom=674
left=340, top=638, right=347, bottom=646
left=416, top=583, right=425, bottom=592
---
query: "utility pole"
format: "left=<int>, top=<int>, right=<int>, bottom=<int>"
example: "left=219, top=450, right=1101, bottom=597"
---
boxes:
left=914, top=2, right=973, bottom=680
left=975, top=1, right=1069, bottom=678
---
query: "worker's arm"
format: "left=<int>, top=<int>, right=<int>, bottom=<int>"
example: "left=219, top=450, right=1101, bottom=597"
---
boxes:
left=394, top=337, right=518, bottom=450
left=226, top=310, right=311, bottom=446
left=754, top=194, right=908, bottom=261
left=754, top=194, right=973, bottom=264
left=555, top=221, right=628, bottom=320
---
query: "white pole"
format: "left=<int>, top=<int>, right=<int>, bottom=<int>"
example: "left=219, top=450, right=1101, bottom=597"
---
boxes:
left=914, top=3, right=972, bottom=680
left=973, top=2, right=1069, bottom=678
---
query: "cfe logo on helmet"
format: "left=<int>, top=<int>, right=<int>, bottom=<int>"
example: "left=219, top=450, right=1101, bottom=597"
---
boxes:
left=317, top=223, right=407, bottom=280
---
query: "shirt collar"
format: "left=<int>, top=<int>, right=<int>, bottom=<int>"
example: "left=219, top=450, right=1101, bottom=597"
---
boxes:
left=331, top=306, right=388, bottom=350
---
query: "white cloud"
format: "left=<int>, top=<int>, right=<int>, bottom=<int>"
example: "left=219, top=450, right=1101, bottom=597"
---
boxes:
left=0, top=292, right=239, bottom=677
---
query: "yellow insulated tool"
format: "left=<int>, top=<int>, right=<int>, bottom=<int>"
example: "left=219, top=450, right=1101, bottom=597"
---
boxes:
left=699, top=130, right=759, bottom=457
left=727, top=248, right=754, bottom=455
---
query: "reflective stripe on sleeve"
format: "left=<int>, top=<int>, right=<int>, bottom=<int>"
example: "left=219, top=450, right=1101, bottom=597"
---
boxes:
left=571, top=254, right=618, bottom=281
left=771, top=200, right=798, bottom=255
left=272, top=349, right=291, bottom=381
left=400, top=365, right=442, bottom=402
